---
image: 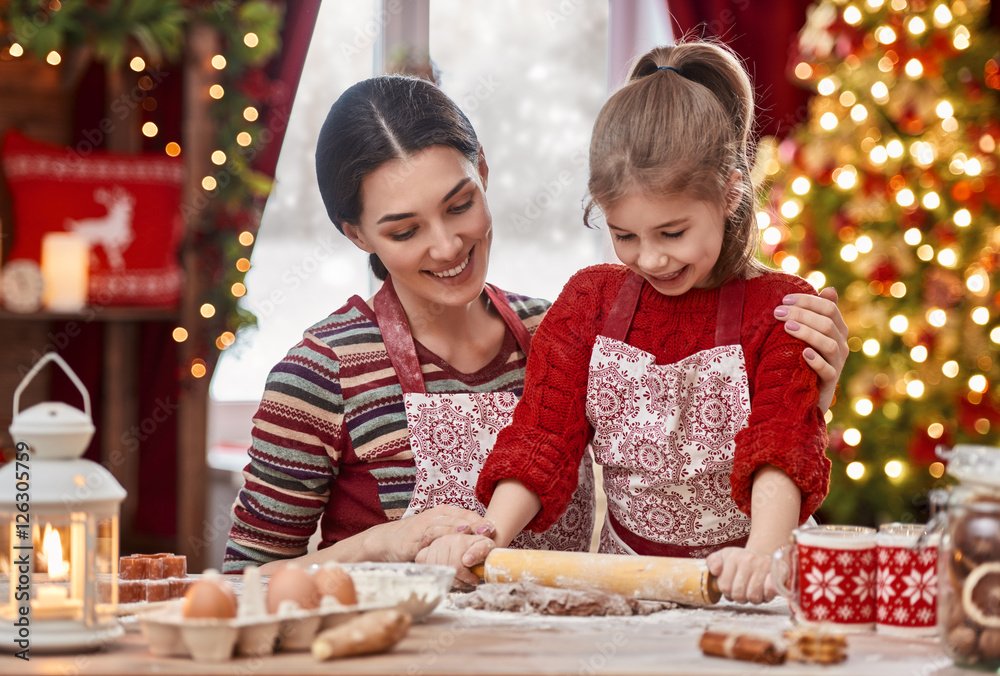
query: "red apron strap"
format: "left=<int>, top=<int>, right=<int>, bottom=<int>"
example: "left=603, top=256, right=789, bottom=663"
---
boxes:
left=607, top=509, right=748, bottom=558
left=372, top=276, right=427, bottom=395
left=714, top=277, right=746, bottom=347
left=485, top=284, right=533, bottom=358
left=600, top=271, right=645, bottom=342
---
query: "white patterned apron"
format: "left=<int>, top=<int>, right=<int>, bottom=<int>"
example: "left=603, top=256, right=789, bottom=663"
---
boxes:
left=585, top=272, right=752, bottom=558
left=374, top=277, right=595, bottom=552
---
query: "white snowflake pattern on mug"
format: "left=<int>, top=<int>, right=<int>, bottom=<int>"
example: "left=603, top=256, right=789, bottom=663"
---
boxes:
left=900, top=568, right=937, bottom=607
left=805, top=567, right=845, bottom=603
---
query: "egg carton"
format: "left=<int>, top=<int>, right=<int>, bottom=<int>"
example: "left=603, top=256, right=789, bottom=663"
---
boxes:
left=140, top=597, right=394, bottom=661
left=139, top=562, right=455, bottom=662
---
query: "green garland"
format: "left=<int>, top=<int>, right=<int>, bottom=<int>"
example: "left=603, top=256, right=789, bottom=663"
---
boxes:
left=2, top=0, right=285, bottom=372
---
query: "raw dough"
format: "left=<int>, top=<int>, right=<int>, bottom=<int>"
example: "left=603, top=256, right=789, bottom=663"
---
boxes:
left=450, top=582, right=676, bottom=616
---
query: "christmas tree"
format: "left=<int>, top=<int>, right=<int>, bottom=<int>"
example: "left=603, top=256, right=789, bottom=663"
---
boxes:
left=757, top=0, right=1000, bottom=524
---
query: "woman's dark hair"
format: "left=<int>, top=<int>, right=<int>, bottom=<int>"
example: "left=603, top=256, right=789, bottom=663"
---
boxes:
left=315, top=75, right=480, bottom=280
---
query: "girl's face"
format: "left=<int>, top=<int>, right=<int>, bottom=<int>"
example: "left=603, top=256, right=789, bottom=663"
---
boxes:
left=346, top=145, right=492, bottom=309
left=604, top=191, right=728, bottom=296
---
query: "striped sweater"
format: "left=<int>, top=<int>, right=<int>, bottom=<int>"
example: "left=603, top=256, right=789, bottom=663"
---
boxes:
left=223, top=290, right=550, bottom=572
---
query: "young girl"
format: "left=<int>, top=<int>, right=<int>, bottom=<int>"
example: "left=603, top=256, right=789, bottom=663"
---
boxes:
left=420, top=42, right=833, bottom=602
left=225, top=74, right=844, bottom=584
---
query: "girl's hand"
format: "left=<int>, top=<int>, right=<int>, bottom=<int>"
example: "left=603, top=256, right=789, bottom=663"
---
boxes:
left=706, top=546, right=776, bottom=604
left=366, top=505, right=494, bottom=563
left=774, top=286, right=849, bottom=411
left=415, top=532, right=495, bottom=587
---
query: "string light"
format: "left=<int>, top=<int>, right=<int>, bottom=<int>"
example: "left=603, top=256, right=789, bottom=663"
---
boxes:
left=970, top=375, right=988, bottom=393
left=890, top=282, right=906, bottom=298
left=855, top=398, right=874, bottom=415
left=906, top=380, right=924, bottom=397
left=172, top=327, right=189, bottom=343
left=863, top=339, right=880, bottom=356
left=911, top=345, right=928, bottom=362
left=792, top=177, right=811, bottom=194
left=243, top=106, right=259, bottom=122
left=851, top=104, right=868, bottom=122
left=200, top=303, right=217, bottom=319
left=942, top=117, right=959, bottom=132
left=211, top=150, right=227, bottom=165
left=871, top=82, right=890, bottom=101
left=781, top=200, right=801, bottom=218
left=806, top=271, right=826, bottom=289
left=847, top=462, right=866, bottom=480
left=929, top=462, right=945, bottom=478
left=237, top=132, right=252, bottom=147
left=165, top=142, right=181, bottom=157
left=142, top=122, right=158, bottom=137
left=903, top=228, right=921, bottom=245
left=840, top=91, right=857, bottom=107
left=191, top=360, right=207, bottom=378
left=896, top=188, right=915, bottom=207
left=820, top=112, right=838, bottom=130
left=922, top=191, right=940, bottom=209
left=904, top=59, right=923, bottom=77
left=46, top=51, right=61, bottom=65
left=236, top=258, right=251, bottom=272
left=763, top=227, right=782, bottom=245
left=934, top=4, right=953, bottom=26
left=841, top=244, right=859, bottom=261
left=231, top=283, right=247, bottom=297
left=9, top=43, right=23, bottom=57
left=211, top=54, right=227, bottom=69
left=844, top=429, right=862, bottom=446
left=130, top=57, right=146, bottom=72
left=244, top=32, right=259, bottom=47
left=886, top=140, right=903, bottom=157
left=844, top=6, right=863, bottom=23
left=890, top=315, right=908, bottom=333
left=965, top=159, right=982, bottom=176
left=972, top=307, right=990, bottom=325
left=875, top=26, right=897, bottom=44
left=937, top=249, right=956, bottom=267
left=794, top=62, right=813, bottom=79
left=239, top=231, right=255, bottom=246
left=916, top=245, right=934, bottom=261
left=907, top=16, right=926, bottom=34
left=927, top=308, right=947, bottom=327
left=928, top=422, right=944, bottom=439
left=818, top=78, right=836, bottom=95
left=991, top=328, right=1000, bottom=343
left=202, top=176, right=217, bottom=191
left=954, top=26, right=970, bottom=49
left=856, top=235, right=873, bottom=253
left=885, top=460, right=903, bottom=478
left=209, top=84, right=225, bottom=99
left=870, top=145, right=887, bottom=163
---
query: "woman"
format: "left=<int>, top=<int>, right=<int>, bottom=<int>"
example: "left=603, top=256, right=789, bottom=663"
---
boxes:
left=222, top=75, right=848, bottom=576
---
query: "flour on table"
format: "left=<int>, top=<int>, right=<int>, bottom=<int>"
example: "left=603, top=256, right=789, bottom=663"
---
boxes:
left=448, top=582, right=677, bottom=616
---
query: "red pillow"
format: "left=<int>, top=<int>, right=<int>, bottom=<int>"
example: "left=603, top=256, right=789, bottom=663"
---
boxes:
left=1, top=129, right=184, bottom=307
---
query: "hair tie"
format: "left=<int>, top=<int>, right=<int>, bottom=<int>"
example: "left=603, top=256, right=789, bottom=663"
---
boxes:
left=657, top=66, right=680, bottom=74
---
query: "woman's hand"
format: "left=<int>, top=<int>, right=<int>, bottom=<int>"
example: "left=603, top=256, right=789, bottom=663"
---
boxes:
left=774, top=286, right=849, bottom=411
left=365, top=505, right=494, bottom=563
left=416, top=532, right=495, bottom=587
left=706, top=546, right=776, bottom=604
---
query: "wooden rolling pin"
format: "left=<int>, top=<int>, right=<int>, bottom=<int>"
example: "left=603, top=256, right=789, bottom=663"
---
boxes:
left=469, top=548, right=721, bottom=607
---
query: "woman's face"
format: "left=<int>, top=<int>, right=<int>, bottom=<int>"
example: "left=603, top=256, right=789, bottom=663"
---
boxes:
left=347, top=145, right=492, bottom=310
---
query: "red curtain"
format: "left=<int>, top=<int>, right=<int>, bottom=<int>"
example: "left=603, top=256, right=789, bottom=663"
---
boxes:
left=54, top=2, right=320, bottom=546
left=667, top=0, right=814, bottom=139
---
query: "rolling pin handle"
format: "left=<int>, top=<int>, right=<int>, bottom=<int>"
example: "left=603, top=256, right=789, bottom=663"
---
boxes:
left=470, top=563, right=486, bottom=580
left=705, top=572, right=722, bottom=605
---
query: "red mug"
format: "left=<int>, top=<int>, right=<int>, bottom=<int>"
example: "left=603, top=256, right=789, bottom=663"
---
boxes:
left=876, top=523, right=939, bottom=636
left=772, top=525, right=877, bottom=632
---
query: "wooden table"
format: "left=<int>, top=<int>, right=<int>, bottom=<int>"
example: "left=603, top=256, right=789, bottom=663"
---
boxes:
left=10, top=595, right=974, bottom=675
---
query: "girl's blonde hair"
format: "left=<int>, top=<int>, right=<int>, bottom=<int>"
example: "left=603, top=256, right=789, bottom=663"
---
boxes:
left=585, top=41, right=767, bottom=285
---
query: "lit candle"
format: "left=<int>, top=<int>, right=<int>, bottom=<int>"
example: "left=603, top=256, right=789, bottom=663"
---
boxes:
left=41, top=232, right=89, bottom=311
left=32, top=525, right=78, bottom=619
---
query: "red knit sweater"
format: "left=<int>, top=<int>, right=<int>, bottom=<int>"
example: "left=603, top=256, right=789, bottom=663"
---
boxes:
left=478, top=264, right=831, bottom=533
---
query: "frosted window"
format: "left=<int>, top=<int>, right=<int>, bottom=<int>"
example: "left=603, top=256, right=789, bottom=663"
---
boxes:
left=429, top=0, right=609, bottom=302
left=211, top=1, right=609, bottom=403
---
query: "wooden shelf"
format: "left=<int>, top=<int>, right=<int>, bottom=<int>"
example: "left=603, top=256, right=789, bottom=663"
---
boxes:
left=0, top=307, right=180, bottom=322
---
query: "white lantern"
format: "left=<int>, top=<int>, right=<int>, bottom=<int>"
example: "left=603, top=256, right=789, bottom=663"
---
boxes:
left=0, top=352, right=125, bottom=654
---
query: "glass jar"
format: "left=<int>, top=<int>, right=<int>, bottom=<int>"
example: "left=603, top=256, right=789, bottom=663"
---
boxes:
left=934, top=444, right=1000, bottom=669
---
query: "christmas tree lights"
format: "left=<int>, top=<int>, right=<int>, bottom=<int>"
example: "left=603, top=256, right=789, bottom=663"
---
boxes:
left=758, top=0, right=1000, bottom=524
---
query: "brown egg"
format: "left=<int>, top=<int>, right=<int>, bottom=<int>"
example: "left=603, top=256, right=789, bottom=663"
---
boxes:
left=182, top=577, right=238, bottom=619
left=267, top=564, right=320, bottom=614
left=313, top=565, right=357, bottom=605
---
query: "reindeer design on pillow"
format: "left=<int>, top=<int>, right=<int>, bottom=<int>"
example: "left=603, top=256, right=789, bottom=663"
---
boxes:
left=65, top=186, right=136, bottom=269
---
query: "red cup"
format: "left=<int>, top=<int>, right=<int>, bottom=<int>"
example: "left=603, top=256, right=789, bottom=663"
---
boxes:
left=772, top=525, right=877, bottom=632
left=876, top=523, right=939, bottom=636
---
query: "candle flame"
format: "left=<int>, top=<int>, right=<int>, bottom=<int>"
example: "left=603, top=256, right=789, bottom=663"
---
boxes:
left=42, top=524, right=68, bottom=578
